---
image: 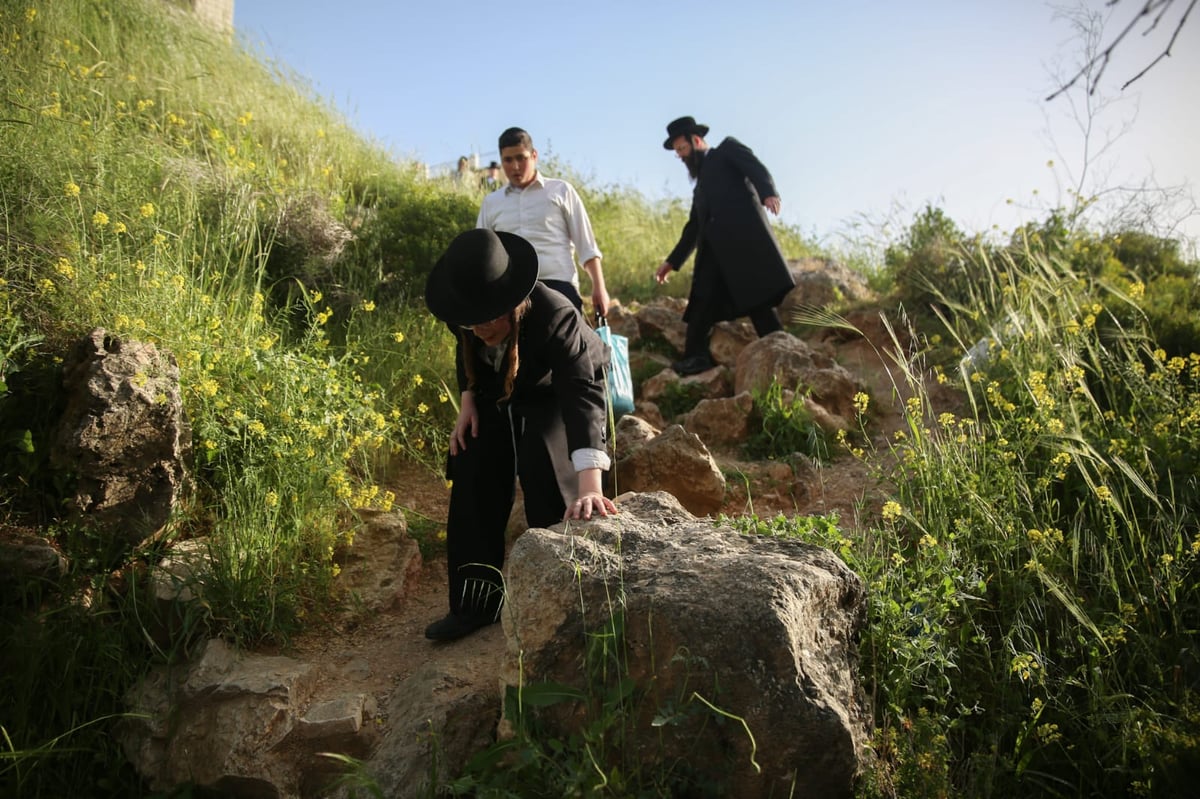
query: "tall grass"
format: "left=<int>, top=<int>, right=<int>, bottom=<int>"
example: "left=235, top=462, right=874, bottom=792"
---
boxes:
left=0, top=0, right=456, bottom=793
left=744, top=236, right=1199, bottom=797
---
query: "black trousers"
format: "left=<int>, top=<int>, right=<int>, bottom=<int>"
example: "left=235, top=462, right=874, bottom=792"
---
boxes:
left=684, top=300, right=783, bottom=359
left=443, top=398, right=570, bottom=618
left=540, top=279, right=584, bottom=313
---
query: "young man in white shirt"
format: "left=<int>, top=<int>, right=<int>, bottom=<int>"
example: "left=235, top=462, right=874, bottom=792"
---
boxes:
left=476, top=127, right=610, bottom=318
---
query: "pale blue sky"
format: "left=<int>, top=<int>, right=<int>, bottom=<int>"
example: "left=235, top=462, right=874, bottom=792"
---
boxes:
left=234, top=1, right=1199, bottom=250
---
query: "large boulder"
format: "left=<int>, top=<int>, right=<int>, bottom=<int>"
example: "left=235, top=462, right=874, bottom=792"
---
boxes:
left=502, top=491, right=870, bottom=799
left=362, top=662, right=500, bottom=799
left=778, top=257, right=876, bottom=324
left=122, top=638, right=378, bottom=798
left=735, top=331, right=863, bottom=422
left=613, top=424, right=725, bottom=515
left=51, top=329, right=192, bottom=546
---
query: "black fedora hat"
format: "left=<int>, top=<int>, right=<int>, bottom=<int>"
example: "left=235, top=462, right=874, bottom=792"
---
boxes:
left=663, top=116, right=709, bottom=149
left=425, top=229, right=539, bottom=327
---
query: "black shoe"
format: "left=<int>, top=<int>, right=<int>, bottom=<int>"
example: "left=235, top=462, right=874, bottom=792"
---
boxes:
left=670, top=354, right=716, bottom=376
left=424, top=611, right=498, bottom=642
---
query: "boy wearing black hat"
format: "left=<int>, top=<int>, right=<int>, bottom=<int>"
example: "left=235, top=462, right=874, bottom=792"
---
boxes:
left=423, top=228, right=616, bottom=641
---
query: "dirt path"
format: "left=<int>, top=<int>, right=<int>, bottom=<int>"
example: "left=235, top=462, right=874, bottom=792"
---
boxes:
left=274, top=327, right=947, bottom=769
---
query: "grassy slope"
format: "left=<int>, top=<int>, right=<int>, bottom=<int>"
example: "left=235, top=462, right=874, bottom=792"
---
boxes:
left=2, top=1, right=1198, bottom=798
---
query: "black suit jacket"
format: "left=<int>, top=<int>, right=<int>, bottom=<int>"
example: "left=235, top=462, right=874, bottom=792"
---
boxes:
left=667, top=137, right=795, bottom=321
left=454, top=283, right=608, bottom=460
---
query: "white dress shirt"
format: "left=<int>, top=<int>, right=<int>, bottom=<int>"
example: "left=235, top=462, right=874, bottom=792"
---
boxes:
left=477, top=173, right=602, bottom=288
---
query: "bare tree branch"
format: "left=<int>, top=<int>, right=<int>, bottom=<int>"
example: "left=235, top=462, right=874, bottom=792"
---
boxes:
left=1046, top=0, right=1195, bottom=100
left=1120, top=0, right=1197, bottom=87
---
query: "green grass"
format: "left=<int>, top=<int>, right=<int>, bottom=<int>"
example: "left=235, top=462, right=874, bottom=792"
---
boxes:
left=2, top=0, right=1198, bottom=796
left=741, top=238, right=1200, bottom=798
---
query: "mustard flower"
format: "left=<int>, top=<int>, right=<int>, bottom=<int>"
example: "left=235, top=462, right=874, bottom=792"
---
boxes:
left=418, top=402, right=429, bottom=414
left=881, top=500, right=903, bottom=521
left=64, top=181, right=81, bottom=197
left=139, top=202, right=155, bottom=218
left=54, top=258, right=75, bottom=280
left=391, top=331, right=405, bottom=344
left=412, top=373, right=424, bottom=386
left=852, top=392, right=869, bottom=415
left=113, top=221, right=127, bottom=234
left=265, top=490, right=279, bottom=509
left=360, top=300, right=376, bottom=312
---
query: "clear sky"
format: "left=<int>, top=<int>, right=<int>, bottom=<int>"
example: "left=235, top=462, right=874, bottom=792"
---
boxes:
left=233, top=0, right=1199, bottom=252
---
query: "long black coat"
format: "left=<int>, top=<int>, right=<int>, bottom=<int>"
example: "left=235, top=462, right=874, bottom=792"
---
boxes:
left=443, top=283, right=609, bottom=617
left=452, top=282, right=609, bottom=499
left=666, top=137, right=795, bottom=322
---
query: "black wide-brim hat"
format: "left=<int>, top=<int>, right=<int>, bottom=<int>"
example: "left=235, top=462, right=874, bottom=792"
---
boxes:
left=425, top=229, right=539, bottom=327
left=663, top=116, right=709, bottom=149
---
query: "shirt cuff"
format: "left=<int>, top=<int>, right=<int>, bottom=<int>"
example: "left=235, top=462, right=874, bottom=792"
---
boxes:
left=571, top=447, right=612, bottom=472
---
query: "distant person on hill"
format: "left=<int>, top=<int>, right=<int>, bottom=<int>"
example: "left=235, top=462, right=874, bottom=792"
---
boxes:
left=423, top=228, right=616, bottom=641
left=479, top=160, right=504, bottom=191
left=454, top=155, right=472, bottom=186
left=477, top=127, right=610, bottom=317
left=654, top=116, right=795, bottom=376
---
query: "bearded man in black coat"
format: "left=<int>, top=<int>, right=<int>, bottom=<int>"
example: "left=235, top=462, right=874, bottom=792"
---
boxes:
left=655, top=116, right=796, bottom=376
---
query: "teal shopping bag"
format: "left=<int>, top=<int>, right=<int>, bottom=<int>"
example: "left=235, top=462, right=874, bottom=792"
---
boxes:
left=595, top=317, right=635, bottom=418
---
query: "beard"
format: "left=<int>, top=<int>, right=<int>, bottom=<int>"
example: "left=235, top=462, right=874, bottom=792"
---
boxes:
left=683, top=147, right=705, bottom=181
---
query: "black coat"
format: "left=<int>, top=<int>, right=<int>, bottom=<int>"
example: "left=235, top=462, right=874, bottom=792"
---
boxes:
left=453, top=282, right=609, bottom=497
left=666, top=137, right=795, bottom=322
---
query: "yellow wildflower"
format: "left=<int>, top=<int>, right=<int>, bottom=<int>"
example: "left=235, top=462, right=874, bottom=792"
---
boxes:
left=64, top=181, right=80, bottom=197
left=139, top=202, right=155, bottom=218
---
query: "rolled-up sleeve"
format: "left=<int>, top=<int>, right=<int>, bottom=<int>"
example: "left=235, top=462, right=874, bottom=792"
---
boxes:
left=562, top=183, right=602, bottom=266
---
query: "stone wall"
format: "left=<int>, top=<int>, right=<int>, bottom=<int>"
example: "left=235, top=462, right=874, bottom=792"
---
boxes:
left=168, top=0, right=233, bottom=33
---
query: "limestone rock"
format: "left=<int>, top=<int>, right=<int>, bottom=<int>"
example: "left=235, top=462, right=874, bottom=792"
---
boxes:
left=735, top=331, right=863, bottom=422
left=0, top=526, right=67, bottom=602
left=632, top=298, right=688, bottom=354
left=614, top=424, right=725, bottom=516
left=641, top=364, right=732, bottom=406
left=341, top=509, right=422, bottom=612
left=502, top=491, right=870, bottom=799
left=679, top=391, right=755, bottom=450
left=51, top=329, right=191, bottom=546
left=122, top=638, right=378, bottom=798
left=778, top=257, right=877, bottom=324
left=365, top=662, right=500, bottom=799
left=710, top=318, right=757, bottom=366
